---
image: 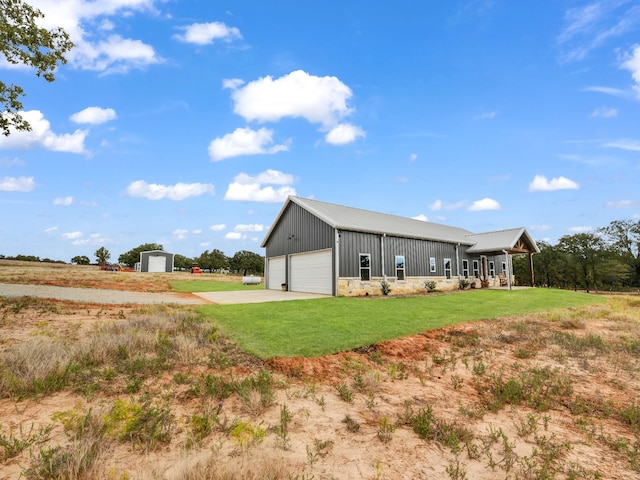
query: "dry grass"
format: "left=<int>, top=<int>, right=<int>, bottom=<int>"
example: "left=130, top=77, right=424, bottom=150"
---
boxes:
left=1, top=268, right=640, bottom=479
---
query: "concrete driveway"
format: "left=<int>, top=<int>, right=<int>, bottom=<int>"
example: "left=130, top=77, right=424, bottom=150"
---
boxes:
left=193, top=289, right=330, bottom=304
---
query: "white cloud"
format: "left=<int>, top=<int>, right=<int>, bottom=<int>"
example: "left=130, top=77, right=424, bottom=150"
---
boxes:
left=0, top=176, right=35, bottom=192
left=0, top=111, right=88, bottom=153
left=125, top=180, right=215, bottom=200
left=603, top=138, right=640, bottom=151
left=70, top=107, right=117, bottom=124
left=528, top=175, right=579, bottom=192
left=475, top=111, right=497, bottom=119
left=62, top=231, right=83, bottom=240
left=233, top=169, right=295, bottom=185
left=583, top=86, right=632, bottom=98
left=234, top=224, right=265, bottom=232
left=0, top=157, right=25, bottom=167
left=468, top=198, right=501, bottom=211
left=26, top=0, right=162, bottom=74
left=225, top=183, right=296, bottom=203
left=172, top=229, right=189, bottom=240
left=209, top=224, right=226, bottom=231
left=412, top=214, right=428, bottom=221
left=45, top=226, right=58, bottom=233
left=409, top=153, right=418, bottom=162
left=621, top=44, right=640, bottom=97
left=325, top=123, right=366, bottom=145
left=225, top=232, right=244, bottom=240
left=224, top=169, right=296, bottom=202
left=192, top=229, right=202, bottom=235
left=229, top=70, right=355, bottom=127
left=53, top=196, right=74, bottom=206
left=606, top=200, right=638, bottom=208
left=568, top=226, right=593, bottom=233
left=174, top=22, right=242, bottom=45
left=208, top=127, right=289, bottom=161
left=428, top=199, right=465, bottom=211
left=590, top=106, right=618, bottom=118
left=223, top=78, right=245, bottom=89
left=557, top=3, right=640, bottom=62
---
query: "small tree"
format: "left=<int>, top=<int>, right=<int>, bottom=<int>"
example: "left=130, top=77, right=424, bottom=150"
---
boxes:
left=94, top=246, right=111, bottom=267
left=198, top=249, right=229, bottom=271
left=71, top=255, right=90, bottom=265
left=229, top=250, right=264, bottom=276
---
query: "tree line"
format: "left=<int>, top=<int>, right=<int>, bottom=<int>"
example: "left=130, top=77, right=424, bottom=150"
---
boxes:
left=1, top=243, right=264, bottom=276
left=513, top=219, right=640, bottom=292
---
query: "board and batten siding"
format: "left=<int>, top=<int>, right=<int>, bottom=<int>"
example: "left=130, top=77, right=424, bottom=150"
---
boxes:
left=265, top=202, right=335, bottom=257
left=338, top=231, right=464, bottom=278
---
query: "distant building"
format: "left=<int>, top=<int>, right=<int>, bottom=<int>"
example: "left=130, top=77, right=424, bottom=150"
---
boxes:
left=139, top=250, right=174, bottom=273
left=261, top=196, right=539, bottom=296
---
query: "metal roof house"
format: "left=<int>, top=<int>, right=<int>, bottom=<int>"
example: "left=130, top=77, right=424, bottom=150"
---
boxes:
left=261, top=196, right=539, bottom=296
left=139, top=250, right=174, bottom=273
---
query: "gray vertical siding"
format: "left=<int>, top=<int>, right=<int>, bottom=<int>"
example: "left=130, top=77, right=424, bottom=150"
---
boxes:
left=265, top=202, right=335, bottom=257
left=339, top=231, right=468, bottom=278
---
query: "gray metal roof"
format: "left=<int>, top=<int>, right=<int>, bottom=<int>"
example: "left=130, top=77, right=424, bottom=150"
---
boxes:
left=261, top=196, right=539, bottom=254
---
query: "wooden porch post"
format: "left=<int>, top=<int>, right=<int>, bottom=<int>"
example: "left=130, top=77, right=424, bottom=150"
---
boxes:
left=529, top=253, right=535, bottom=287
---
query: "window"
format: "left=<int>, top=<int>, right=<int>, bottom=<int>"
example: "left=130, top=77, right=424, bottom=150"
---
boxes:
left=395, top=255, right=405, bottom=280
left=462, top=259, right=469, bottom=278
left=359, top=254, right=371, bottom=281
left=444, top=258, right=452, bottom=279
left=472, top=260, right=480, bottom=277
left=429, top=257, right=436, bottom=273
left=502, top=261, right=507, bottom=273
left=489, top=261, right=495, bottom=278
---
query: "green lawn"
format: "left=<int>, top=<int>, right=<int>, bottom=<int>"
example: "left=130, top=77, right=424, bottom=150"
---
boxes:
left=170, top=280, right=264, bottom=293
left=196, top=288, right=606, bottom=359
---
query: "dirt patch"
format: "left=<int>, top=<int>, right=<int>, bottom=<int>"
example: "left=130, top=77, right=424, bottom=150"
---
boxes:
left=1, top=264, right=639, bottom=479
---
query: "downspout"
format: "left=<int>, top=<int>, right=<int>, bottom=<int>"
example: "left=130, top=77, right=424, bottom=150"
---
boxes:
left=381, top=234, right=386, bottom=279
left=503, top=250, right=512, bottom=290
left=334, top=229, right=340, bottom=296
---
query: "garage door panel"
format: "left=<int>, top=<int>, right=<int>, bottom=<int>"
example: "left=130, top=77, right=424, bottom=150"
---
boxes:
left=267, top=257, right=285, bottom=290
left=148, top=256, right=166, bottom=273
left=290, top=250, right=332, bottom=295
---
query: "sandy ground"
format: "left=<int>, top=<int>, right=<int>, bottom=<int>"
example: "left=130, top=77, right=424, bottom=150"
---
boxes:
left=1, top=261, right=639, bottom=479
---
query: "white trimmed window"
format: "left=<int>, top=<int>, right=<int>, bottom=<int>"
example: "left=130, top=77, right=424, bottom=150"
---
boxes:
left=489, top=261, right=495, bottom=278
left=502, top=261, right=507, bottom=273
left=360, top=253, right=371, bottom=281
left=395, top=255, right=405, bottom=280
left=444, top=258, right=452, bottom=279
left=429, top=257, right=436, bottom=273
left=462, top=259, right=469, bottom=278
left=472, top=260, right=480, bottom=277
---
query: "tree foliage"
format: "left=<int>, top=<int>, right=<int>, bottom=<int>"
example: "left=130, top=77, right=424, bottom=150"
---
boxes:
left=71, top=255, right=90, bottom=265
left=94, top=246, right=111, bottom=266
left=173, top=254, right=194, bottom=270
left=197, top=249, right=229, bottom=271
left=118, top=243, right=163, bottom=268
left=229, top=250, right=264, bottom=276
left=0, top=0, right=74, bottom=136
left=513, top=219, right=638, bottom=291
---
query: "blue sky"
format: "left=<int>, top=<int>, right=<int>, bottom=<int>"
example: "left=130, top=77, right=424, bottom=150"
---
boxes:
left=1, top=0, right=639, bottom=262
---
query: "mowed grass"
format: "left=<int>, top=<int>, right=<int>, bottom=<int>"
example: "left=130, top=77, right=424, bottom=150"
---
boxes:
left=197, top=288, right=606, bottom=358
left=170, top=279, right=264, bottom=293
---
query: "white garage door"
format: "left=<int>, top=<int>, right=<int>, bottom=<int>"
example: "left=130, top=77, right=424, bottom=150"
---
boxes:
left=290, top=249, right=333, bottom=295
left=267, top=256, right=286, bottom=290
left=148, top=255, right=166, bottom=273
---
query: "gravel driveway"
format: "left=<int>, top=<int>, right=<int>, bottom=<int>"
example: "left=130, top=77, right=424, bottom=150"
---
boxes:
left=0, top=283, right=209, bottom=305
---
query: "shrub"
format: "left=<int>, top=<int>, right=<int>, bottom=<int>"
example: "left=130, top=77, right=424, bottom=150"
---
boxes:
left=425, top=280, right=437, bottom=292
left=380, top=279, right=392, bottom=295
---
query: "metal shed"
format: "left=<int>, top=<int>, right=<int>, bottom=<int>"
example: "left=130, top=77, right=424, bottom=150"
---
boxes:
left=139, top=250, right=174, bottom=273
